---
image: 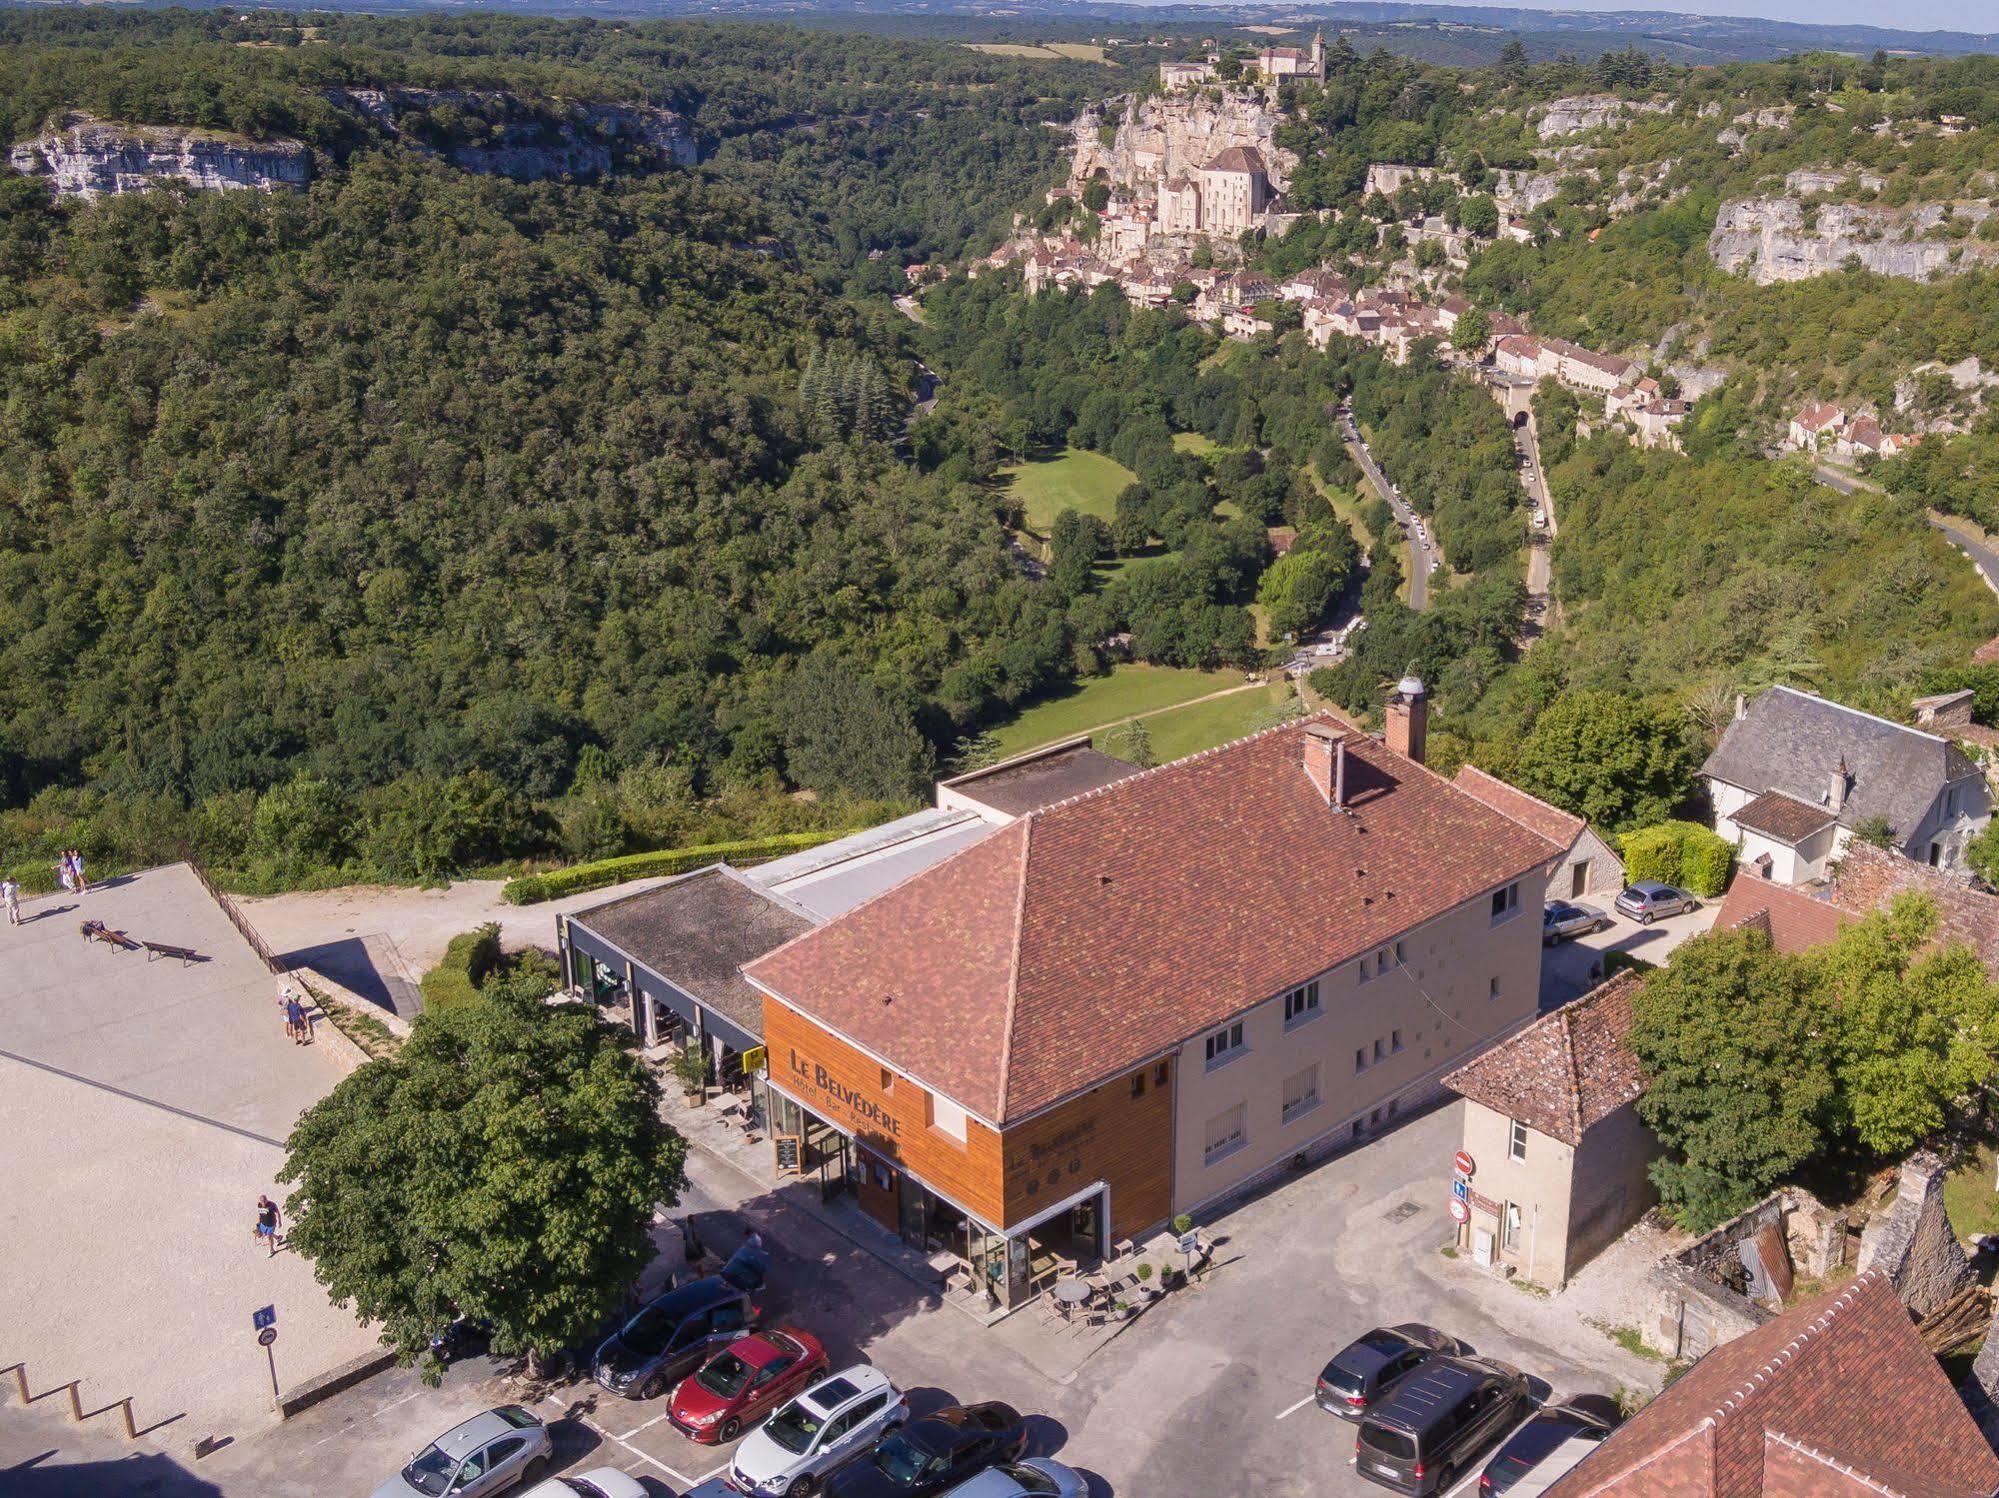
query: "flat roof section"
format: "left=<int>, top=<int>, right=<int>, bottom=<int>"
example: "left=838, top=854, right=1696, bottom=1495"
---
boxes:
left=747, top=808, right=995, bottom=923
left=570, top=865, right=815, bottom=1044
left=938, top=738, right=1141, bottom=821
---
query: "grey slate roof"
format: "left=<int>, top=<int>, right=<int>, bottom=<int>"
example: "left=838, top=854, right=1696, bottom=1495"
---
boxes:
left=1703, top=686, right=1982, bottom=843
left=570, top=865, right=814, bottom=1041
left=939, top=741, right=1141, bottom=819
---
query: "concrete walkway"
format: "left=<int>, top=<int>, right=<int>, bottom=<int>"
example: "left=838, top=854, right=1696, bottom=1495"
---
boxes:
left=0, top=866, right=378, bottom=1458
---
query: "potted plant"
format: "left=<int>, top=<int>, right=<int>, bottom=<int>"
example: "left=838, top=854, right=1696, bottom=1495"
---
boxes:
left=672, top=1047, right=709, bottom=1105
left=1113, top=1298, right=1134, bottom=1321
left=1133, top=1261, right=1158, bottom=1302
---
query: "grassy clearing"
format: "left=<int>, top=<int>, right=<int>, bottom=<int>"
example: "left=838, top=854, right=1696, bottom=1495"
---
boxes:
left=1098, top=545, right=1181, bottom=580
left=1045, top=41, right=1110, bottom=61
left=963, top=42, right=1058, bottom=57
left=1944, top=1146, right=1999, bottom=1240
left=1173, top=431, right=1222, bottom=458
left=1122, top=679, right=1295, bottom=763
left=1003, top=447, right=1136, bottom=534
left=987, top=665, right=1235, bottom=758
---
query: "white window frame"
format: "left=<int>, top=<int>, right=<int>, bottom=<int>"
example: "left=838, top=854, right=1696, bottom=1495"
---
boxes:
left=1204, top=1020, right=1246, bottom=1071
left=1281, top=1065, right=1321, bottom=1125
left=1283, top=979, right=1321, bottom=1030
left=1509, top=1119, right=1529, bottom=1161
left=1491, top=882, right=1521, bottom=925
left=1203, top=1103, right=1247, bottom=1166
left=928, top=1091, right=968, bottom=1145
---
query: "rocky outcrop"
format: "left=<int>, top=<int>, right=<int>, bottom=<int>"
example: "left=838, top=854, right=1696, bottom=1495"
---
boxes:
left=1072, top=90, right=1294, bottom=196
left=1786, top=166, right=1885, bottom=197
left=1856, top=1152, right=1976, bottom=1321
left=1492, top=168, right=1562, bottom=217
left=8, top=113, right=308, bottom=199
left=1534, top=94, right=1672, bottom=141
left=1710, top=196, right=1999, bottom=284
left=329, top=88, right=697, bottom=179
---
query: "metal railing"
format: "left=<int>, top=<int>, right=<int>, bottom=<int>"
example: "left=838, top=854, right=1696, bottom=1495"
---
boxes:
left=181, top=851, right=283, bottom=975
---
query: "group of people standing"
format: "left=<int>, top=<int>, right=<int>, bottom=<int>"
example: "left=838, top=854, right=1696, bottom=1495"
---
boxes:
left=0, top=850, right=89, bottom=927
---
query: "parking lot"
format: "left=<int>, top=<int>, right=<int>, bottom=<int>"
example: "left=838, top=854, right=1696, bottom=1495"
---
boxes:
left=4, top=1099, right=1660, bottom=1497
left=1540, top=897, right=1718, bottom=1010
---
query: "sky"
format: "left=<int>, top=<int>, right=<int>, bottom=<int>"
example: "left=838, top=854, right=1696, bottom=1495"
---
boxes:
left=1255, top=0, right=1999, bottom=33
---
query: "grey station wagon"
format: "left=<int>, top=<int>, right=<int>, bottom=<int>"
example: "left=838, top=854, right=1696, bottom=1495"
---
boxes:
left=372, top=1406, right=553, bottom=1498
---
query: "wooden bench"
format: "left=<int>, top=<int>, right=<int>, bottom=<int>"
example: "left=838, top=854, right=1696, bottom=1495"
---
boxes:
left=142, top=941, right=204, bottom=966
left=80, top=921, right=140, bottom=951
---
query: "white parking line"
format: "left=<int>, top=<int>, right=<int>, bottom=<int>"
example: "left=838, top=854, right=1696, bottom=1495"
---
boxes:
left=612, top=1408, right=677, bottom=1440
left=542, top=1393, right=699, bottom=1487
left=1274, top=1393, right=1318, bottom=1421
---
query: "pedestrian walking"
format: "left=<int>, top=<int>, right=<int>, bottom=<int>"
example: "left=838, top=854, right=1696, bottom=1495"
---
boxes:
left=2, top=875, right=19, bottom=927
left=69, top=850, right=87, bottom=894
left=254, top=1195, right=282, bottom=1256
left=285, top=993, right=310, bottom=1045
left=56, top=854, right=74, bottom=895
left=743, top=1226, right=765, bottom=1253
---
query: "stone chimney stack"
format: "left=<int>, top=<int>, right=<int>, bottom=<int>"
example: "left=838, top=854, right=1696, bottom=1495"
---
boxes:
left=1828, top=755, right=1849, bottom=813
left=1735, top=692, right=1747, bottom=721
left=1385, top=673, right=1427, bottom=766
left=1302, top=722, right=1347, bottom=806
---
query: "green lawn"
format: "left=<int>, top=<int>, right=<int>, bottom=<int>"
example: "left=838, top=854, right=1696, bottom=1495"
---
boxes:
left=1098, top=545, right=1181, bottom=581
left=1002, top=448, right=1136, bottom=535
left=1944, top=1146, right=1999, bottom=1241
left=1173, top=431, right=1221, bottom=457
left=986, top=665, right=1234, bottom=758
left=1114, top=679, right=1297, bottom=763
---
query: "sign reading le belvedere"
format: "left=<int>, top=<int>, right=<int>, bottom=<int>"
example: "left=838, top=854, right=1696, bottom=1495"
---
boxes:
left=787, top=1047, right=902, bottom=1136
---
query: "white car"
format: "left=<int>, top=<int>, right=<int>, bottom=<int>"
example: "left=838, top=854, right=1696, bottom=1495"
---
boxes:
left=728, top=1363, right=907, bottom=1497
left=940, top=1460, right=1087, bottom=1498
left=521, top=1471, right=649, bottom=1498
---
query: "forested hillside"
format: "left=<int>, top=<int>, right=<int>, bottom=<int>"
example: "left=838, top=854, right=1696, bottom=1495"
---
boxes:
left=0, top=9, right=1112, bottom=888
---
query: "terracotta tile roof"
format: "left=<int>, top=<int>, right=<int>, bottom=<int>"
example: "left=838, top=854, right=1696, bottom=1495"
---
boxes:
left=1442, top=972, right=1642, bottom=1146
left=1202, top=145, right=1267, bottom=174
left=1452, top=766, right=1585, bottom=850
left=1546, top=1270, right=1999, bottom=1498
left=748, top=717, right=1563, bottom=1124
left=1793, top=402, right=1844, bottom=431
left=1730, top=790, right=1839, bottom=845
left=1828, top=842, right=1999, bottom=977
left=1714, top=873, right=1855, bottom=955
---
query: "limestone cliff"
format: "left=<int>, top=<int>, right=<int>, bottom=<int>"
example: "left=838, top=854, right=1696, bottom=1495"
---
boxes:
left=1709, top=196, right=1999, bottom=285
left=1533, top=94, right=1673, bottom=141
left=8, top=113, right=309, bottom=199
left=1070, top=91, right=1293, bottom=196
left=329, top=88, right=698, bottom=178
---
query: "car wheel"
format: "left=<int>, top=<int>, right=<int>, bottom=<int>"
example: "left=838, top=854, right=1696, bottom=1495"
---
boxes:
left=792, top=1478, right=816, bottom=1498
left=518, top=1456, right=548, bottom=1488
left=720, top=1417, right=743, bottom=1442
left=1596, top=919, right=1610, bottom=934
left=1433, top=1464, right=1454, bottom=1496
left=1639, top=911, right=1654, bottom=926
left=639, top=1372, right=666, bottom=1401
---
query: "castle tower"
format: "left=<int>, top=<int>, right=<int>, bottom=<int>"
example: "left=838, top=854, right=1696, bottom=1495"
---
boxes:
left=1311, top=28, right=1325, bottom=80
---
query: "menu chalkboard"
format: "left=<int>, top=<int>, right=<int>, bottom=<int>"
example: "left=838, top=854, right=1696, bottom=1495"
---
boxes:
left=774, top=1135, right=802, bottom=1176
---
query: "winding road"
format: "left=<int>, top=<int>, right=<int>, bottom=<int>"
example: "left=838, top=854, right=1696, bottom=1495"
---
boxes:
left=1812, top=462, right=1999, bottom=598
left=1514, top=411, right=1558, bottom=644
left=1338, top=406, right=1434, bottom=610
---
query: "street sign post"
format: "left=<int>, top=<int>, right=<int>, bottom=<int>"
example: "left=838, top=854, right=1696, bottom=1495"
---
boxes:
left=1448, top=1198, right=1470, bottom=1225
left=1450, top=1178, right=1469, bottom=1203
left=1454, top=1150, right=1476, bottom=1177
left=253, top=1307, right=280, bottom=1405
left=251, top=1305, right=276, bottom=1332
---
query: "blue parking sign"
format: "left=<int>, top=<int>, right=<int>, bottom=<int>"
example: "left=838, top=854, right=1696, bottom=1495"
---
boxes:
left=252, top=1304, right=277, bottom=1332
left=1450, top=1179, right=1469, bottom=1202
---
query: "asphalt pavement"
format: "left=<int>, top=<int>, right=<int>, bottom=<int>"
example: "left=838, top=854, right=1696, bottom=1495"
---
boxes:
left=1339, top=408, right=1433, bottom=610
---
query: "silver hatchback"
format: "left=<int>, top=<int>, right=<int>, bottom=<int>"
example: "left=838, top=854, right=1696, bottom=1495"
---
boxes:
left=372, top=1405, right=553, bottom=1498
left=1613, top=881, right=1698, bottom=925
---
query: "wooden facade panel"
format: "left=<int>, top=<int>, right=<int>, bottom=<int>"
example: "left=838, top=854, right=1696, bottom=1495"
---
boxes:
left=763, top=1003, right=1008, bottom=1226
left=1000, top=1058, right=1175, bottom=1241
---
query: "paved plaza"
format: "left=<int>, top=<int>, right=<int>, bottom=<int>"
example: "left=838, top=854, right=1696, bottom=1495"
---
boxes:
left=0, top=866, right=379, bottom=1460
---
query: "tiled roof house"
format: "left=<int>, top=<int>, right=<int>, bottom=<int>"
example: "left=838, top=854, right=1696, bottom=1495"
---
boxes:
left=1453, top=765, right=1624, bottom=899
left=1545, top=1269, right=1999, bottom=1498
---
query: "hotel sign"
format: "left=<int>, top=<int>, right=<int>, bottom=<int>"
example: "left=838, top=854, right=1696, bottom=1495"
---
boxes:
left=785, top=1046, right=902, bottom=1138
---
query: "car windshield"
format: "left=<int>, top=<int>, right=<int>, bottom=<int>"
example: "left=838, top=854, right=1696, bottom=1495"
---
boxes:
left=763, top=1400, right=825, bottom=1455
left=1358, top=1424, right=1417, bottom=1461
left=697, top=1351, right=755, bottom=1398
left=618, top=1305, right=675, bottom=1357
left=1321, top=1363, right=1365, bottom=1395
left=872, top=1430, right=937, bottom=1483
left=999, top=1465, right=1059, bottom=1496
left=401, top=1444, right=458, bottom=1496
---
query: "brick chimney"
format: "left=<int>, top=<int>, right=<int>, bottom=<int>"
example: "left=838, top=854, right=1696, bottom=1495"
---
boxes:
left=1303, top=722, right=1347, bottom=806
left=1827, top=754, right=1849, bottom=813
left=1385, top=673, right=1427, bottom=765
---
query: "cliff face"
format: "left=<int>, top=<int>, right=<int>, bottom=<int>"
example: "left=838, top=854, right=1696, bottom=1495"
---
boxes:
left=1709, top=196, right=1999, bottom=285
left=330, top=88, right=697, bottom=178
left=8, top=114, right=309, bottom=199
left=1071, top=91, right=1293, bottom=195
left=1534, top=94, right=1673, bottom=141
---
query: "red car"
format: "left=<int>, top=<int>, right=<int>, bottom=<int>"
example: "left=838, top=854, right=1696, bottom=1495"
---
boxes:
left=668, top=1326, right=828, bottom=1444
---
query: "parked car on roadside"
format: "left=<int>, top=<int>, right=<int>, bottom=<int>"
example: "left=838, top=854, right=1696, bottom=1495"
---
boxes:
left=1613, top=881, right=1699, bottom=925
left=1354, top=1356, right=1531, bottom=1496
left=1317, top=1324, right=1466, bottom=1420
left=938, top=1459, right=1086, bottom=1498
left=1542, top=901, right=1609, bottom=946
left=671, top=1326, right=829, bottom=1444
left=521, top=1470, right=649, bottom=1498
left=372, top=1406, right=552, bottom=1498
left=730, top=1364, right=910, bottom=1497
left=824, top=1403, right=1028, bottom=1498
left=1479, top=1395, right=1619, bottom=1495
left=594, top=1271, right=762, bottom=1401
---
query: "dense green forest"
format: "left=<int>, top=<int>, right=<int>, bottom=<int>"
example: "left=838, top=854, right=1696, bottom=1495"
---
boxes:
left=0, top=9, right=1119, bottom=888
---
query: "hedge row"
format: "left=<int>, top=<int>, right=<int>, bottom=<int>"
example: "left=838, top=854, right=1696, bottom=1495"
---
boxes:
left=421, top=923, right=502, bottom=1012
left=501, top=830, right=858, bottom=906
left=1620, top=820, right=1735, bottom=898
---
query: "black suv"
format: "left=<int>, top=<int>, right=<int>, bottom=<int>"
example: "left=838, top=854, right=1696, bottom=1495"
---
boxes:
left=825, top=1402, right=1028, bottom=1498
left=592, top=1265, right=763, bottom=1401
left=1354, top=1356, right=1530, bottom=1495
